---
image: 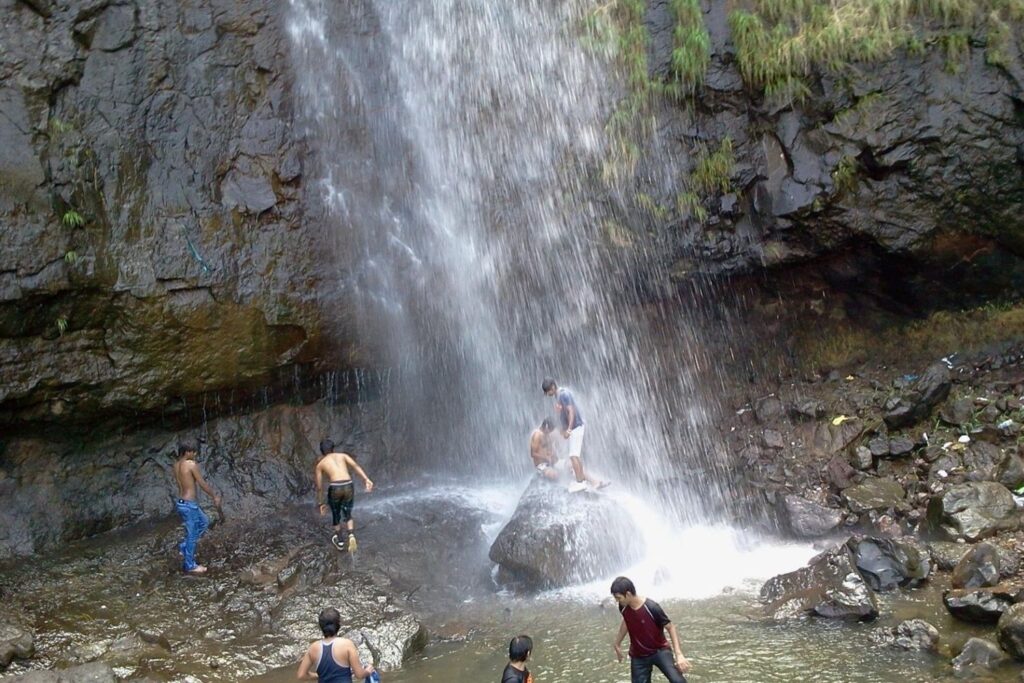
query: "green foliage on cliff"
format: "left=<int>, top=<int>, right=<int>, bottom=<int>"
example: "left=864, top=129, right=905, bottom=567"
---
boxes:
left=730, top=0, right=1024, bottom=103
left=668, top=0, right=711, bottom=96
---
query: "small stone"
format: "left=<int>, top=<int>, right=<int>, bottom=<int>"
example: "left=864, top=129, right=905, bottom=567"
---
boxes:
left=850, top=446, right=873, bottom=470
left=762, top=429, right=786, bottom=450
left=888, top=436, right=915, bottom=457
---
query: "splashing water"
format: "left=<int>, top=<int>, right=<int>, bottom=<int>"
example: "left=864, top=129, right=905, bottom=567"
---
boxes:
left=286, top=0, right=764, bottom=572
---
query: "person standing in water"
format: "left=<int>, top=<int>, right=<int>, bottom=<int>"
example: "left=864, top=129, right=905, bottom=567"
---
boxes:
left=296, top=607, right=376, bottom=682
left=529, top=418, right=559, bottom=481
left=315, top=439, right=374, bottom=552
left=501, top=634, right=535, bottom=683
left=542, top=378, right=606, bottom=492
left=610, top=576, right=691, bottom=683
left=173, top=440, right=221, bottom=575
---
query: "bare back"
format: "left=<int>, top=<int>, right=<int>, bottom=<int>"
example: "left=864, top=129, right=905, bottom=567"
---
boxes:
left=530, top=430, right=555, bottom=466
left=317, top=452, right=354, bottom=482
left=174, top=458, right=199, bottom=500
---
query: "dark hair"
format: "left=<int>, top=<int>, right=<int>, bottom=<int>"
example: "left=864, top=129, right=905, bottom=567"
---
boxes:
left=177, top=440, right=198, bottom=456
left=318, top=607, right=341, bottom=637
left=540, top=418, right=554, bottom=431
left=541, top=378, right=556, bottom=393
left=319, top=439, right=335, bottom=455
left=610, top=576, right=636, bottom=596
left=508, top=634, right=533, bottom=662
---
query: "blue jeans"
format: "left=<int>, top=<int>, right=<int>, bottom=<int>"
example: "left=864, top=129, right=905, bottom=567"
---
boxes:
left=175, top=499, right=209, bottom=571
left=631, top=648, right=687, bottom=683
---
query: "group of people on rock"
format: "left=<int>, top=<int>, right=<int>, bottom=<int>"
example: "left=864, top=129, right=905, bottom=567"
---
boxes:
left=502, top=576, right=691, bottom=683
left=170, top=378, right=686, bottom=682
left=534, top=378, right=609, bottom=492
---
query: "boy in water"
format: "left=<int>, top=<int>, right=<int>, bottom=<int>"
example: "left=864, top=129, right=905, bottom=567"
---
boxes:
left=542, top=378, right=607, bottom=492
left=173, top=440, right=221, bottom=574
left=501, top=634, right=535, bottom=683
left=296, top=607, right=375, bottom=681
left=530, top=418, right=559, bottom=480
left=315, top=439, right=374, bottom=552
left=610, top=576, right=691, bottom=683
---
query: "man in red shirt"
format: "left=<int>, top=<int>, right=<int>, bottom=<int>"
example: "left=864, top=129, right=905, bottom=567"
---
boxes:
left=611, top=576, right=691, bottom=683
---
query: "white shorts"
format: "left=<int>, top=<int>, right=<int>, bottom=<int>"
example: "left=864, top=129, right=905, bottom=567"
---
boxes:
left=567, top=425, right=585, bottom=459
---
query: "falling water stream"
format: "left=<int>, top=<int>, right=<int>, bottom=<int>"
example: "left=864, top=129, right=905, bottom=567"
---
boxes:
left=277, top=1, right=986, bottom=681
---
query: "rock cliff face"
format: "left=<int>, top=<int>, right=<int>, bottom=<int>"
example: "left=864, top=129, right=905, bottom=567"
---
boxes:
left=631, top=2, right=1024, bottom=297
left=0, top=0, right=357, bottom=434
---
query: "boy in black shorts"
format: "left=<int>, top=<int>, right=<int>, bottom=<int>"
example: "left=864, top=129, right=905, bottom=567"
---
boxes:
left=315, top=439, right=374, bottom=551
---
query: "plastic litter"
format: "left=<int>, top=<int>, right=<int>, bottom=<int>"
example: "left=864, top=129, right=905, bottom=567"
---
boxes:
left=958, top=435, right=971, bottom=444
left=831, top=415, right=850, bottom=426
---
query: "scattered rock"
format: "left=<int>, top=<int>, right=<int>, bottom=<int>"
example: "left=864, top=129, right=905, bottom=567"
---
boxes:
left=0, top=621, right=33, bottom=668
left=850, top=446, right=873, bottom=471
left=998, top=602, right=1024, bottom=660
left=760, top=543, right=878, bottom=621
left=826, top=455, right=858, bottom=490
left=870, top=619, right=939, bottom=652
left=952, top=542, right=1001, bottom=589
left=868, top=437, right=890, bottom=458
left=887, top=436, right=915, bottom=457
left=755, top=396, right=785, bottom=423
left=944, top=583, right=1024, bottom=623
left=791, top=399, right=826, bottom=421
left=884, top=363, right=952, bottom=429
left=952, top=637, right=1008, bottom=670
left=3, top=663, right=117, bottom=682
left=997, top=451, right=1024, bottom=489
left=811, top=419, right=864, bottom=456
left=843, top=478, right=906, bottom=514
left=926, top=482, right=1020, bottom=541
left=762, top=429, right=786, bottom=450
left=941, top=398, right=975, bottom=427
left=781, top=495, right=844, bottom=538
left=848, top=537, right=930, bottom=591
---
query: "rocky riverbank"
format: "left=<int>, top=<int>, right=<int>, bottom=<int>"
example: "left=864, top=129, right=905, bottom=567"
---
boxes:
left=723, top=339, right=1024, bottom=675
left=0, top=485, right=502, bottom=681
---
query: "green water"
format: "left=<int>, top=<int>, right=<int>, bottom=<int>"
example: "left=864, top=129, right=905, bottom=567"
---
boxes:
left=259, top=579, right=1021, bottom=682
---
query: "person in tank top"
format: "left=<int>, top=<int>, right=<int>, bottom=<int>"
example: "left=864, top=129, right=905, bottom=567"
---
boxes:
left=610, top=576, right=690, bottom=683
left=296, top=607, right=375, bottom=682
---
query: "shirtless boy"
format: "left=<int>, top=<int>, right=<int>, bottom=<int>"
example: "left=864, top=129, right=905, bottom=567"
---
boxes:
left=315, top=439, right=374, bottom=552
left=173, top=440, right=221, bottom=574
left=529, top=418, right=559, bottom=481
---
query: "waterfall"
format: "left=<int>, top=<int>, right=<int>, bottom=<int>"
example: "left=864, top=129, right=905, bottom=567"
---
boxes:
left=286, top=0, right=746, bottom=529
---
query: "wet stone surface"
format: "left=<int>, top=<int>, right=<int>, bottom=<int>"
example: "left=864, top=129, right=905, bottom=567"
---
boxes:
left=0, top=487, right=499, bottom=681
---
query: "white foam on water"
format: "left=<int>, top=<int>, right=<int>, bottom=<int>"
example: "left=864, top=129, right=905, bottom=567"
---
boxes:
left=547, top=488, right=817, bottom=601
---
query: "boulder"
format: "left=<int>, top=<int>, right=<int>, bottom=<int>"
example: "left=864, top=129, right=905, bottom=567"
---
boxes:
left=826, top=455, right=857, bottom=490
left=847, top=537, right=930, bottom=591
left=780, top=495, right=843, bottom=538
left=926, top=482, right=1020, bottom=541
left=0, top=621, right=33, bottom=668
left=760, top=543, right=878, bottom=621
left=850, top=446, right=873, bottom=471
left=952, top=542, right=1001, bottom=589
left=843, top=478, right=905, bottom=513
left=998, top=603, right=1024, bottom=660
left=755, top=396, right=785, bottom=423
left=489, top=479, right=643, bottom=590
left=952, top=637, right=1008, bottom=671
left=943, top=583, right=1024, bottom=623
left=887, top=436, right=915, bottom=458
left=869, top=619, right=939, bottom=652
left=884, top=363, right=951, bottom=429
left=962, top=442, right=1004, bottom=480
left=996, top=451, right=1024, bottom=490
left=791, top=399, right=825, bottom=421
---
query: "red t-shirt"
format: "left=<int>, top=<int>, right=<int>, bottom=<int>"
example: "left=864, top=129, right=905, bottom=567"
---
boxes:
left=620, top=598, right=671, bottom=658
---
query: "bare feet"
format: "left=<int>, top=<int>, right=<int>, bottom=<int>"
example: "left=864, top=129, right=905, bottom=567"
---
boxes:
left=596, top=480, right=611, bottom=490
left=185, top=565, right=208, bottom=574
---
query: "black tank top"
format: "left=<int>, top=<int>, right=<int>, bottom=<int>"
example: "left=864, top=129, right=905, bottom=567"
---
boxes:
left=316, top=640, right=353, bottom=683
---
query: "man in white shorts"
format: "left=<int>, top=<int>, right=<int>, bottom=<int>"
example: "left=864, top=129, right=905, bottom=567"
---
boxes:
left=542, top=378, right=608, bottom=493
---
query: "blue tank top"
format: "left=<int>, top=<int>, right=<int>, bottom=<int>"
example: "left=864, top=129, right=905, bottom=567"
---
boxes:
left=316, top=640, right=353, bottom=683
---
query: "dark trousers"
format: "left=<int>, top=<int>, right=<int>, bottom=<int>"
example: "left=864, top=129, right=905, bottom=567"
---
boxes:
left=630, top=648, right=687, bottom=683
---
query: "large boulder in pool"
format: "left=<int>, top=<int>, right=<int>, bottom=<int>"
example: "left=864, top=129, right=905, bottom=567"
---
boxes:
left=760, top=543, right=878, bottom=620
left=846, top=536, right=930, bottom=591
left=489, top=478, right=643, bottom=591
